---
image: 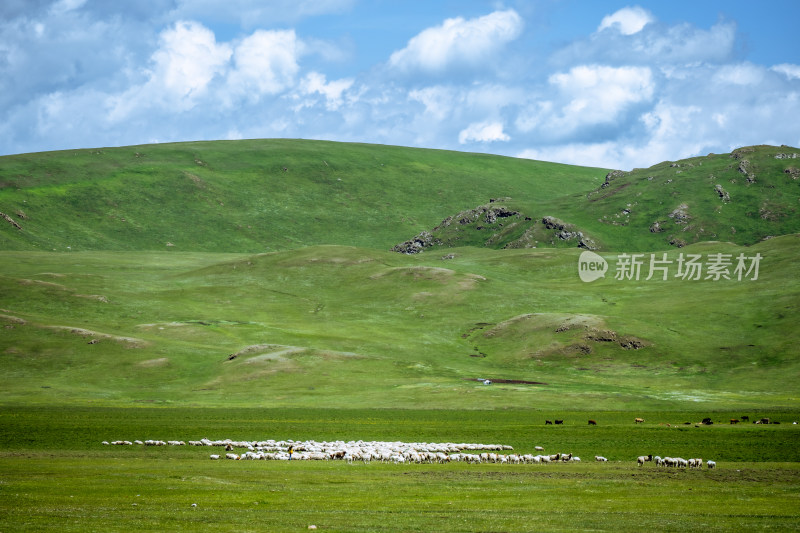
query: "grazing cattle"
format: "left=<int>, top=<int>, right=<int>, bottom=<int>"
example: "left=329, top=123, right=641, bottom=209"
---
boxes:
left=755, top=418, right=770, bottom=424
left=730, top=419, right=739, bottom=424
left=588, top=419, right=597, bottom=426
left=554, top=419, right=564, bottom=425
left=635, top=418, right=644, bottom=424
left=741, top=415, right=749, bottom=421
left=707, top=460, right=716, bottom=469
left=545, top=420, right=553, bottom=425
left=701, top=417, right=713, bottom=425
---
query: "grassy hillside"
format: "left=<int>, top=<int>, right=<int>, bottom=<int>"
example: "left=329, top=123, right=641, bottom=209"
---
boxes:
left=3, top=140, right=797, bottom=254
left=0, top=139, right=604, bottom=252
left=0, top=139, right=798, bottom=410
left=558, top=144, right=800, bottom=250
left=1, top=235, right=797, bottom=409
left=390, top=144, right=800, bottom=253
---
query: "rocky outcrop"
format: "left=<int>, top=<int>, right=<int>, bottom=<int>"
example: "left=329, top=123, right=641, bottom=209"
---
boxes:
left=435, top=205, right=520, bottom=230
left=714, top=184, right=730, bottom=202
left=1, top=211, right=22, bottom=230
left=737, top=159, right=756, bottom=183
left=601, top=170, right=627, bottom=189
left=668, top=204, right=691, bottom=224
left=542, top=216, right=598, bottom=250
left=392, top=231, right=440, bottom=254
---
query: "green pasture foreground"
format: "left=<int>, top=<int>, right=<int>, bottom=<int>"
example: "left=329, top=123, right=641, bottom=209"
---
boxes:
left=1, top=407, right=799, bottom=532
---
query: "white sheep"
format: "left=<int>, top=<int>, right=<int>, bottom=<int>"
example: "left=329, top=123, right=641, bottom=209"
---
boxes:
left=595, top=456, right=608, bottom=462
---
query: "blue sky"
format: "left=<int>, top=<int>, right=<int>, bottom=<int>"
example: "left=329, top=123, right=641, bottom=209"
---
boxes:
left=1, top=0, right=799, bottom=169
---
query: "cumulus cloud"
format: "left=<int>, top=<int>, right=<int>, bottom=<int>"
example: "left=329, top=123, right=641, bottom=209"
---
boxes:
left=458, top=121, right=510, bottom=144
left=152, top=21, right=232, bottom=100
left=713, top=63, right=764, bottom=86
left=227, top=29, right=300, bottom=99
left=388, top=9, right=523, bottom=74
left=1, top=3, right=798, bottom=171
left=598, top=6, right=654, bottom=35
left=523, top=65, right=655, bottom=138
left=771, top=63, right=800, bottom=80
left=296, top=71, right=354, bottom=110
left=557, top=18, right=737, bottom=67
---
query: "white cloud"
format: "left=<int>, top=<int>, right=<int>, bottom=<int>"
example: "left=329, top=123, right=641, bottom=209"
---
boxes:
left=771, top=63, right=800, bottom=80
left=458, top=121, right=510, bottom=144
left=543, top=65, right=654, bottom=135
left=598, top=6, right=654, bottom=35
left=227, top=29, right=300, bottom=99
left=151, top=21, right=232, bottom=100
left=49, top=0, right=87, bottom=15
left=1, top=2, right=798, bottom=172
left=713, top=63, right=764, bottom=86
left=297, top=71, right=354, bottom=110
left=388, top=9, right=523, bottom=73
left=558, top=18, right=736, bottom=67
left=409, top=86, right=458, bottom=121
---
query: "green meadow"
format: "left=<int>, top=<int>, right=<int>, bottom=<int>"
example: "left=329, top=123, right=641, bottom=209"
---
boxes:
left=1, top=407, right=799, bottom=532
left=1, top=237, right=797, bottom=410
left=1, top=140, right=799, bottom=530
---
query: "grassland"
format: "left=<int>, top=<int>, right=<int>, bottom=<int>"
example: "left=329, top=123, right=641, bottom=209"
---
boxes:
left=1, top=407, right=799, bottom=532
left=0, top=139, right=605, bottom=253
left=1, top=141, right=798, bottom=253
left=1, top=139, right=799, bottom=531
left=1, top=234, right=798, bottom=410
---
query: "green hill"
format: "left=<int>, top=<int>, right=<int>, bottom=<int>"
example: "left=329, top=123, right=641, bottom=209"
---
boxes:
left=389, top=144, right=800, bottom=253
left=4, top=140, right=796, bottom=254
left=0, top=139, right=604, bottom=252
left=0, top=139, right=798, bottom=410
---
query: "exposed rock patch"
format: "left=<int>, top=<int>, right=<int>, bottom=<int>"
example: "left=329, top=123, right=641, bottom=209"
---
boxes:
left=541, top=216, right=597, bottom=250
left=601, top=170, right=627, bottom=189
left=392, top=230, right=440, bottom=254
left=714, top=184, right=730, bottom=202
left=668, top=204, right=691, bottom=224
left=737, top=159, right=756, bottom=183
left=1, top=211, right=22, bottom=230
left=392, top=200, right=593, bottom=253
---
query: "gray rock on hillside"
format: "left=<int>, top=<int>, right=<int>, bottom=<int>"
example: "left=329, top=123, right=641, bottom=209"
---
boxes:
left=392, top=231, right=440, bottom=254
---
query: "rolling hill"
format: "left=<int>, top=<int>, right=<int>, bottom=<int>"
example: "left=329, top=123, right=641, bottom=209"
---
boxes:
left=2, top=140, right=798, bottom=253
left=0, top=140, right=798, bottom=410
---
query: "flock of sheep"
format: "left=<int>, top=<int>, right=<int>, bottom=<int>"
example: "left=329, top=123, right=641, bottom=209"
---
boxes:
left=637, top=454, right=716, bottom=469
left=102, top=438, right=714, bottom=467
